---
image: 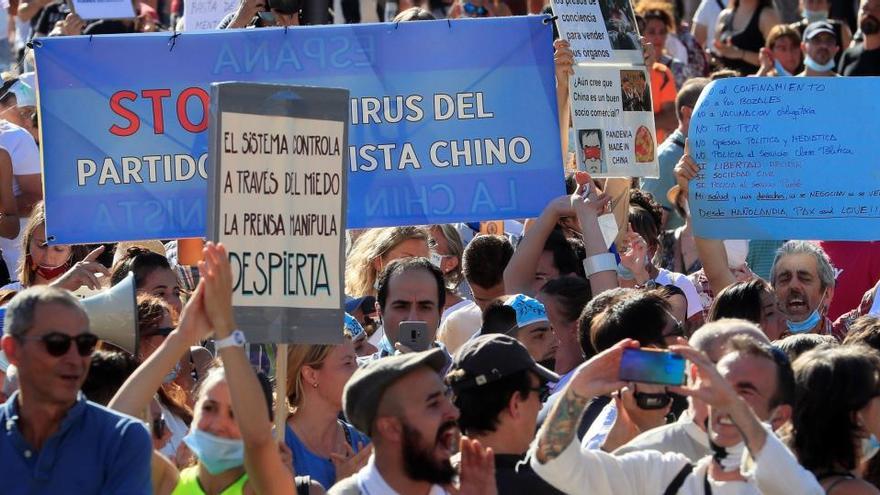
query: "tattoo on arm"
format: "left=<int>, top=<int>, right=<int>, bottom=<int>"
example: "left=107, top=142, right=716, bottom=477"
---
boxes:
left=536, top=388, right=590, bottom=463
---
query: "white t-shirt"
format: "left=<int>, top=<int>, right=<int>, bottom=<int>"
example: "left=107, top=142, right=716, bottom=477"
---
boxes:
left=655, top=268, right=704, bottom=319
left=436, top=301, right=482, bottom=356
left=0, top=121, right=41, bottom=196
left=694, top=0, right=728, bottom=50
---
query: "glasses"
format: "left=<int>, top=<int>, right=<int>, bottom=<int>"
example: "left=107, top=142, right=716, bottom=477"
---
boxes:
left=529, top=383, right=551, bottom=402
left=662, top=311, right=686, bottom=339
left=18, top=332, right=98, bottom=357
left=152, top=413, right=166, bottom=440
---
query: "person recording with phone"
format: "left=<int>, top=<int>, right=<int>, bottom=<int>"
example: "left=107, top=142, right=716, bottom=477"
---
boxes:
left=530, top=332, right=824, bottom=494
left=363, top=257, right=449, bottom=363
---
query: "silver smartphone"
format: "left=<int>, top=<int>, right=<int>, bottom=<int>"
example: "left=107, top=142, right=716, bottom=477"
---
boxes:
left=397, top=321, right=431, bottom=352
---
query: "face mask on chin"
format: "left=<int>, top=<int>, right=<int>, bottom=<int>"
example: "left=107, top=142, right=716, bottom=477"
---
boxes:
left=784, top=289, right=827, bottom=334
left=28, top=254, right=71, bottom=280
left=182, top=428, right=245, bottom=474
left=804, top=54, right=836, bottom=72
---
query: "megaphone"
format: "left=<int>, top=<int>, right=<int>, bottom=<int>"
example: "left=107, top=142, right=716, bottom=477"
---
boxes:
left=81, top=272, right=138, bottom=355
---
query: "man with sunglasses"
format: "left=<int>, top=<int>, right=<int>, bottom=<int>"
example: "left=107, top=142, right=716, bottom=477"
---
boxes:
left=446, top=334, right=563, bottom=494
left=0, top=286, right=152, bottom=494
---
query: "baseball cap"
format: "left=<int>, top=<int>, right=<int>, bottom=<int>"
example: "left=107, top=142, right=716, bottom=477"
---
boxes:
left=344, top=295, right=376, bottom=315
left=448, top=334, right=559, bottom=392
left=505, top=294, right=549, bottom=329
left=343, top=347, right=448, bottom=436
left=804, top=21, right=835, bottom=40
left=343, top=312, right=365, bottom=339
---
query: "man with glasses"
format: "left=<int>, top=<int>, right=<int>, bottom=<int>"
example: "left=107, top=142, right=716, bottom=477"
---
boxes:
left=0, top=286, right=152, bottom=494
left=447, top=334, right=563, bottom=494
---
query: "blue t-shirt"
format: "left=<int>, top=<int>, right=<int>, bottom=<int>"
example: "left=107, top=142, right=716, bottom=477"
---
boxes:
left=284, top=420, right=370, bottom=489
left=0, top=391, right=152, bottom=495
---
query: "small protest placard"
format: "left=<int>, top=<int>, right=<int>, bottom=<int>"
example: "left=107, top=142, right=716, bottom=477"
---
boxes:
left=68, top=0, right=136, bottom=20
left=569, top=65, right=658, bottom=178
left=688, top=78, right=880, bottom=241
left=551, top=0, right=643, bottom=65
left=207, top=83, right=347, bottom=343
left=184, top=0, right=239, bottom=31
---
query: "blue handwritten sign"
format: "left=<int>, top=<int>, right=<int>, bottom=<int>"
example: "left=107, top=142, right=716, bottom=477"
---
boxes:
left=688, top=77, right=880, bottom=240
left=34, top=17, right=563, bottom=244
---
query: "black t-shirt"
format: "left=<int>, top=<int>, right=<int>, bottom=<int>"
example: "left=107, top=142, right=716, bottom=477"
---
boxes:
left=839, top=43, right=880, bottom=76
left=494, top=454, right=565, bottom=495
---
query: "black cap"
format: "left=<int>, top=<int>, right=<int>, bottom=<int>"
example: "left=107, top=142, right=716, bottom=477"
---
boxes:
left=804, top=21, right=835, bottom=41
left=448, top=334, right=559, bottom=392
left=343, top=348, right=448, bottom=436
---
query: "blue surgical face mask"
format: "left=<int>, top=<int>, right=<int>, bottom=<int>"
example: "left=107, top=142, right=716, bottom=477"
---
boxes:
left=803, top=54, right=836, bottom=73
left=774, top=59, right=792, bottom=76
left=785, top=289, right=827, bottom=333
left=862, top=434, right=880, bottom=461
left=183, top=428, right=245, bottom=474
left=617, top=263, right=635, bottom=280
left=803, top=8, right=828, bottom=22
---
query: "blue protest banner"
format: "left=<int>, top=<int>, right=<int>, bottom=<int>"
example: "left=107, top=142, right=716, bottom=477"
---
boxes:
left=34, top=17, right=563, bottom=244
left=688, top=77, right=880, bottom=241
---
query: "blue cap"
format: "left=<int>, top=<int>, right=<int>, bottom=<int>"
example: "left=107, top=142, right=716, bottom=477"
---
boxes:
left=504, top=294, right=549, bottom=329
left=344, top=313, right=365, bottom=339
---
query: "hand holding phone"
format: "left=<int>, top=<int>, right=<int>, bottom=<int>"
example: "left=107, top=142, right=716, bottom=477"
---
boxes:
left=396, top=321, right=431, bottom=353
left=619, top=348, right=686, bottom=386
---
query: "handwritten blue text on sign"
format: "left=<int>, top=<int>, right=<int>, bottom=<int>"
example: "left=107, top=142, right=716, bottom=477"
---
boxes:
left=688, top=77, right=880, bottom=241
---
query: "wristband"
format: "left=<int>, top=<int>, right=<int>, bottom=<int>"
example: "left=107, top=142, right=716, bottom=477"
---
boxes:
left=583, top=253, right=618, bottom=277
left=215, top=329, right=246, bottom=350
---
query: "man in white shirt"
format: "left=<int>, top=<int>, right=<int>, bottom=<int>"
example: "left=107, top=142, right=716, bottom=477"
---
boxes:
left=614, top=319, right=770, bottom=462
left=0, top=78, right=42, bottom=278
left=530, top=334, right=823, bottom=494
left=331, top=348, right=495, bottom=495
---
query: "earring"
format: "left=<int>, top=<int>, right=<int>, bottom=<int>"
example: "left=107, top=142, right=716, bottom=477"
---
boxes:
left=313, top=382, right=318, bottom=389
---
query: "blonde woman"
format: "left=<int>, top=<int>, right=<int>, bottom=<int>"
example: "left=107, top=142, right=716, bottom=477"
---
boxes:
left=284, top=339, right=371, bottom=490
left=343, top=226, right=430, bottom=298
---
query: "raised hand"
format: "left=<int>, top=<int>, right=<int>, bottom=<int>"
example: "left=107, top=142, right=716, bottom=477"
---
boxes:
left=618, top=230, right=649, bottom=278
left=554, top=39, right=575, bottom=83
left=330, top=441, right=373, bottom=482
left=198, top=242, right=236, bottom=338
left=175, top=281, right=212, bottom=345
left=673, top=139, right=701, bottom=197
left=454, top=436, right=496, bottom=495
left=51, top=245, right=111, bottom=291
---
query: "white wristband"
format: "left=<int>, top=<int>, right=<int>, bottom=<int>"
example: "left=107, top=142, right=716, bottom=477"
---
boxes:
left=583, top=253, right=618, bottom=277
left=215, top=329, right=247, bottom=350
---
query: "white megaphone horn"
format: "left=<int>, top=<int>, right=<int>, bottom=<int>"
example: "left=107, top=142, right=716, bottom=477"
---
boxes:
left=81, top=271, right=138, bottom=355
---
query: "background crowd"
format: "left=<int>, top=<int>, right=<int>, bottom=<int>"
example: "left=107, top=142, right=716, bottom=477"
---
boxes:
left=0, top=0, right=879, bottom=494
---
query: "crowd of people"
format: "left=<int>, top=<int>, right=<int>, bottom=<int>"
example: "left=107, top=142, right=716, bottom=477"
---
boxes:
left=0, top=0, right=879, bottom=493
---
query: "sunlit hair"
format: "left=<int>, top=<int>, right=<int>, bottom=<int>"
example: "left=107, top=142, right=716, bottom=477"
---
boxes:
left=16, top=202, right=87, bottom=287
left=286, top=343, right=335, bottom=410
left=431, top=224, right=465, bottom=290
left=344, top=226, right=430, bottom=297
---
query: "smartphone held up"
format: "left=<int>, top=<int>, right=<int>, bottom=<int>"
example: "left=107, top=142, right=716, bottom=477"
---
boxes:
left=619, top=348, right=686, bottom=386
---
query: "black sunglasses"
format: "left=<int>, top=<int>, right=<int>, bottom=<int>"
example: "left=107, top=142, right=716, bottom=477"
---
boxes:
left=152, top=414, right=166, bottom=440
left=530, top=383, right=552, bottom=402
left=19, top=332, right=98, bottom=357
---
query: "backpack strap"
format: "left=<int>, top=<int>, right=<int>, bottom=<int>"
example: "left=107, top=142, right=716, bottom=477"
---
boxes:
left=663, top=463, right=695, bottom=495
